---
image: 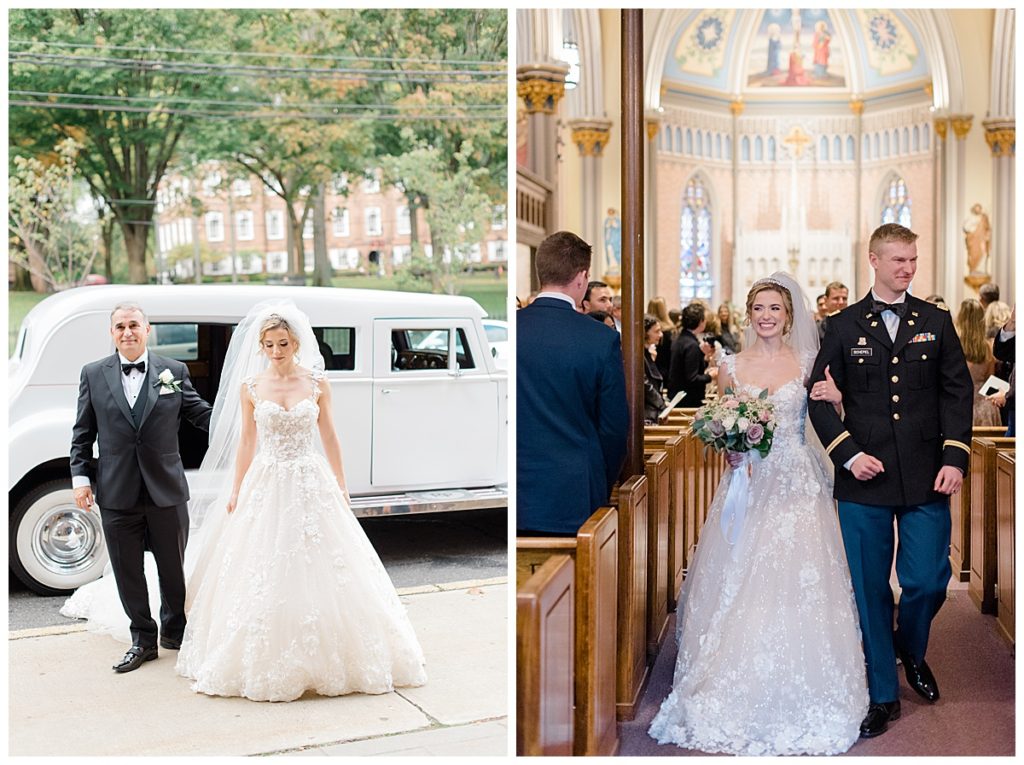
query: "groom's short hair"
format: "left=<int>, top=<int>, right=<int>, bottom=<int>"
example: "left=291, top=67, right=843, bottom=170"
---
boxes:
left=869, top=223, right=918, bottom=254
left=536, top=231, right=591, bottom=287
left=110, top=302, right=149, bottom=325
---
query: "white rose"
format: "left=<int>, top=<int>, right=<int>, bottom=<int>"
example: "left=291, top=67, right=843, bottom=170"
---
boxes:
left=158, top=369, right=174, bottom=384
left=722, top=415, right=737, bottom=431
left=736, top=417, right=750, bottom=432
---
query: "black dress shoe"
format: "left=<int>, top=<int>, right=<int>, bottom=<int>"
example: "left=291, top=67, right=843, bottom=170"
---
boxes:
left=860, top=701, right=901, bottom=738
left=898, top=649, right=940, bottom=702
left=113, top=645, right=158, bottom=673
left=159, top=636, right=182, bottom=650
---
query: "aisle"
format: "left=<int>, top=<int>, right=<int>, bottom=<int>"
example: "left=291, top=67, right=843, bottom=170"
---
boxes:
left=617, top=586, right=1014, bottom=757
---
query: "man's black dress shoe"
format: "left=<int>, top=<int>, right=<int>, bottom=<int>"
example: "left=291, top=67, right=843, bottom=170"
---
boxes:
left=859, top=701, right=901, bottom=738
left=113, top=645, right=158, bottom=673
left=159, top=636, right=182, bottom=650
left=898, top=648, right=940, bottom=702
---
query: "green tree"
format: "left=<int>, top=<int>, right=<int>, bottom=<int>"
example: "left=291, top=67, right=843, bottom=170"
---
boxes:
left=9, top=138, right=106, bottom=291
left=9, top=9, right=240, bottom=283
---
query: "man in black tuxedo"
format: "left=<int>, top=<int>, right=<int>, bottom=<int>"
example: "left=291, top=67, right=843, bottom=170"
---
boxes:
left=992, top=303, right=1015, bottom=436
left=666, top=303, right=716, bottom=407
left=809, top=224, right=973, bottom=738
left=71, top=303, right=212, bottom=672
left=517, top=231, right=629, bottom=535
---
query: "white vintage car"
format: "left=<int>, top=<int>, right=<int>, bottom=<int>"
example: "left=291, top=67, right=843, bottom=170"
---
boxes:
left=9, top=285, right=508, bottom=595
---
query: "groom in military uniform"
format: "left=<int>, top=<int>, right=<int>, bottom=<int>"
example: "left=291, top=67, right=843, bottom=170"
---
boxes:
left=809, top=223, right=973, bottom=738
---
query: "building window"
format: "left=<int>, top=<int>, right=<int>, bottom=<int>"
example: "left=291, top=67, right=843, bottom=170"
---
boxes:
left=881, top=177, right=911, bottom=228
left=392, top=245, right=411, bottom=265
left=331, top=173, right=348, bottom=195
left=488, top=239, right=508, bottom=262
left=679, top=176, right=713, bottom=303
left=266, top=251, right=288, bottom=273
left=202, top=172, right=221, bottom=197
left=365, top=207, right=382, bottom=236
left=362, top=173, right=380, bottom=194
left=332, top=207, right=350, bottom=237
left=396, top=205, right=411, bottom=235
left=231, top=179, right=252, bottom=197
left=266, top=210, right=284, bottom=240
left=235, top=211, right=254, bottom=241
left=205, top=212, right=224, bottom=242
left=302, top=217, right=313, bottom=240
left=492, top=204, right=507, bottom=230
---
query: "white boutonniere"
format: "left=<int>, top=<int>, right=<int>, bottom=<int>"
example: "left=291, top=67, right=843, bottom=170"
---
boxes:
left=155, top=368, right=183, bottom=393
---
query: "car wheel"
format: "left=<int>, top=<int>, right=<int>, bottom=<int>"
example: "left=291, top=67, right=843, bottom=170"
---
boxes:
left=10, top=479, right=108, bottom=595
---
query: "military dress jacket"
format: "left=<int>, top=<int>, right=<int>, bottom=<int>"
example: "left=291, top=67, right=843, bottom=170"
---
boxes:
left=808, top=293, right=973, bottom=507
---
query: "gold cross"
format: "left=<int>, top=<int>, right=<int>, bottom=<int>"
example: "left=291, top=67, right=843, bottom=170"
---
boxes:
left=783, top=125, right=813, bottom=159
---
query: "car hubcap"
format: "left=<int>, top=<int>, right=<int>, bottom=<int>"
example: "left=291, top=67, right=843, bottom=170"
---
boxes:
left=31, top=506, right=103, bottom=576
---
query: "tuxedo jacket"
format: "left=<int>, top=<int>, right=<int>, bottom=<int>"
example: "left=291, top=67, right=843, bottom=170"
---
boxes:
left=808, top=293, right=973, bottom=507
left=70, top=352, right=212, bottom=510
left=517, top=297, right=629, bottom=534
left=666, top=330, right=711, bottom=407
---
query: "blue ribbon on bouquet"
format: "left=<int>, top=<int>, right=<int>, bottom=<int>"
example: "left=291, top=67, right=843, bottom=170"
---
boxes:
left=720, top=450, right=761, bottom=548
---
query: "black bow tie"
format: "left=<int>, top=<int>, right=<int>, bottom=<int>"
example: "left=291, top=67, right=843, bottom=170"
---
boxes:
left=870, top=300, right=907, bottom=318
left=121, top=361, right=146, bottom=375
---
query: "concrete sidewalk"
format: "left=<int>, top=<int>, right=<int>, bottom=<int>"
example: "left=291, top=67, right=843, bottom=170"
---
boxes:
left=9, top=578, right=508, bottom=757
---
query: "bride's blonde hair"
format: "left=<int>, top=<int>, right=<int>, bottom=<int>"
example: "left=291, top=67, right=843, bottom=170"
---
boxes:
left=258, top=314, right=301, bottom=354
left=745, top=279, right=794, bottom=335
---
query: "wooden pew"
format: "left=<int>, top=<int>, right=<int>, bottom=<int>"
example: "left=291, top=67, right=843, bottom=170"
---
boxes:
left=968, top=437, right=1015, bottom=614
left=517, top=555, right=574, bottom=756
left=995, top=451, right=1015, bottom=646
left=643, top=450, right=670, bottom=659
left=610, top=475, right=650, bottom=721
left=644, top=431, right=687, bottom=611
left=516, top=507, right=619, bottom=756
left=950, top=426, right=1009, bottom=582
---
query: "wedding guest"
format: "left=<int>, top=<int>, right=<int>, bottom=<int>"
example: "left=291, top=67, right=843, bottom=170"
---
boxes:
left=667, top=303, right=717, bottom=407
left=993, top=304, right=1015, bottom=436
left=955, top=299, right=1001, bottom=426
left=816, top=293, right=828, bottom=321
left=610, top=294, right=623, bottom=332
left=643, top=314, right=668, bottom=423
left=581, top=280, right=613, bottom=314
left=587, top=310, right=616, bottom=330
left=714, top=302, right=741, bottom=354
left=818, top=280, right=849, bottom=341
left=647, top=297, right=677, bottom=379
left=979, top=282, right=999, bottom=311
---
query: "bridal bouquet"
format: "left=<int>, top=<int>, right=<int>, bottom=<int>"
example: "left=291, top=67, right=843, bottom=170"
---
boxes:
left=691, top=389, right=776, bottom=458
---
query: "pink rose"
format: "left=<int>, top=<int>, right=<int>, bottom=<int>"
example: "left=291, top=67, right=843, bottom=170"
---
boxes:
left=760, top=410, right=771, bottom=422
left=745, top=423, right=765, bottom=446
left=724, top=397, right=740, bottom=409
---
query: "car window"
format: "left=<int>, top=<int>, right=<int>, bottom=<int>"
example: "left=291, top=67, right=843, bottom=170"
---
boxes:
left=484, top=324, right=507, bottom=343
left=151, top=323, right=199, bottom=360
left=313, top=326, right=356, bottom=371
left=391, top=328, right=475, bottom=371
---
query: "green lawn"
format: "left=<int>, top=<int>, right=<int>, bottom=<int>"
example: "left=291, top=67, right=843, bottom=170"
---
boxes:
left=8, top=291, right=48, bottom=356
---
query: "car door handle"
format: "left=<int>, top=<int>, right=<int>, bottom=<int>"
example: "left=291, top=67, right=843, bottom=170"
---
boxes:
left=381, top=388, right=398, bottom=394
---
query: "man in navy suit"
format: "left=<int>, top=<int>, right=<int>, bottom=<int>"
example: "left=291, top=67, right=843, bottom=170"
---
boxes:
left=517, top=231, right=629, bottom=535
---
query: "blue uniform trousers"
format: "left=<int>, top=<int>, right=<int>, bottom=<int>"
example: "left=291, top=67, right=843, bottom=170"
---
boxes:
left=838, top=499, right=951, bottom=704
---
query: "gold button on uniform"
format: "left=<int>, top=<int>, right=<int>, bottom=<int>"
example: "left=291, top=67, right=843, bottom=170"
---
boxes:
left=858, top=358, right=865, bottom=364
left=891, top=375, right=899, bottom=383
left=922, top=354, right=928, bottom=360
left=893, top=413, right=901, bottom=420
left=892, top=395, right=900, bottom=402
left=892, top=357, right=899, bottom=364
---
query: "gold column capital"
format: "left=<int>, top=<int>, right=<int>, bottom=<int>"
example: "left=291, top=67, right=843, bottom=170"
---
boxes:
left=934, top=117, right=949, bottom=140
left=730, top=97, right=745, bottom=117
left=572, top=127, right=612, bottom=157
left=950, top=115, right=974, bottom=140
left=924, top=82, right=934, bottom=99
left=849, top=98, right=864, bottom=116
left=646, top=119, right=660, bottom=141
left=983, top=125, right=1015, bottom=157
left=516, top=78, right=566, bottom=115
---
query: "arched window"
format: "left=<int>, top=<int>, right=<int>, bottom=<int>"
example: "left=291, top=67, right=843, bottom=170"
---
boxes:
left=913, top=125, right=920, bottom=152
left=754, top=136, right=763, bottom=161
left=715, top=133, right=722, bottom=159
left=883, top=132, right=890, bottom=157
left=679, top=177, right=714, bottom=303
left=675, top=127, right=682, bottom=153
left=902, top=127, right=910, bottom=155
left=820, top=136, right=829, bottom=161
left=705, top=131, right=713, bottom=157
left=846, top=135, right=855, bottom=161
left=873, top=132, right=880, bottom=158
left=686, top=129, right=693, bottom=154
left=741, top=136, right=750, bottom=161
left=833, top=135, right=842, bottom=161
left=881, top=177, right=911, bottom=228
left=923, top=123, right=930, bottom=150
left=767, top=136, right=776, bottom=161
left=863, top=134, right=871, bottom=160
left=664, top=126, right=671, bottom=151
left=725, top=135, right=732, bottom=160
left=695, top=129, right=703, bottom=157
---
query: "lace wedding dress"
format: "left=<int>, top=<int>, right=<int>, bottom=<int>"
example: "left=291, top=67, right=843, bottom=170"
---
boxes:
left=175, top=375, right=427, bottom=701
left=648, top=353, right=868, bottom=755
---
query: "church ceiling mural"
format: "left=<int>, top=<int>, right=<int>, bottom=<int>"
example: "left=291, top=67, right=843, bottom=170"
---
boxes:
left=745, top=9, right=846, bottom=89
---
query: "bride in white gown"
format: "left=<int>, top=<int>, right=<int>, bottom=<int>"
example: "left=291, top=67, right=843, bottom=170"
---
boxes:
left=648, top=273, right=868, bottom=755
left=64, top=301, right=426, bottom=701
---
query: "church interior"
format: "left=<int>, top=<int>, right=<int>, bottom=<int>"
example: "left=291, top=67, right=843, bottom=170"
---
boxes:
left=515, top=9, right=1015, bottom=758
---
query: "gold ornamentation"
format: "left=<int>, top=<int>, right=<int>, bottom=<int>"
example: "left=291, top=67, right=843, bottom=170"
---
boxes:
left=782, top=125, right=813, bottom=159
left=646, top=120, right=660, bottom=141
left=730, top=98, right=744, bottom=117
left=944, top=439, right=971, bottom=456
left=572, top=127, right=611, bottom=157
left=984, top=127, right=1016, bottom=157
left=517, top=79, right=566, bottom=115
left=849, top=99, right=864, bottom=116
left=934, top=118, right=949, bottom=140
left=825, top=431, right=851, bottom=455
left=950, top=115, right=973, bottom=140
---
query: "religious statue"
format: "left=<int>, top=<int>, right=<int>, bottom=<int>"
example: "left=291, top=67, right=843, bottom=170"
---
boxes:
left=604, top=208, right=622, bottom=276
left=962, top=203, right=991, bottom=275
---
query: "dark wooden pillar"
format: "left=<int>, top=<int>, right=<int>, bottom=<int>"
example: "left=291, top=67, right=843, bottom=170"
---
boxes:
left=620, top=9, right=645, bottom=480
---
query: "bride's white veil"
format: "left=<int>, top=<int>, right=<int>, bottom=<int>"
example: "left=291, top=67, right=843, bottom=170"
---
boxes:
left=190, top=299, right=324, bottom=531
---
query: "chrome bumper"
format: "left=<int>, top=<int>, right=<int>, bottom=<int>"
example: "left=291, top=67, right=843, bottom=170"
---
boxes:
left=347, top=486, right=508, bottom=517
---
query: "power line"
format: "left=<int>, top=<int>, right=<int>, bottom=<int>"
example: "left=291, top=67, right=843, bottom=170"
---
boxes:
left=9, top=52, right=507, bottom=82
left=10, top=89, right=503, bottom=111
left=9, top=38, right=506, bottom=68
left=9, top=99, right=507, bottom=122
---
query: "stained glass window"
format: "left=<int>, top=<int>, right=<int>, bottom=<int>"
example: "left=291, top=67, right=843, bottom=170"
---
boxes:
left=679, top=177, right=714, bottom=303
left=881, top=177, right=911, bottom=228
